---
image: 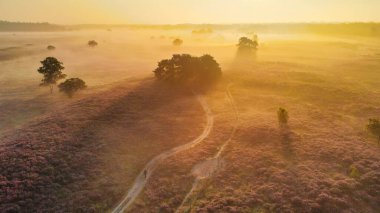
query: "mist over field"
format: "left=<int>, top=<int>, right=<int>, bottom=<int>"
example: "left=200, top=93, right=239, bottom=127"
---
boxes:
left=1, top=1, right=380, bottom=212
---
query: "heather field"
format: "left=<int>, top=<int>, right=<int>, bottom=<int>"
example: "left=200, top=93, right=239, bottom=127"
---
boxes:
left=0, top=25, right=380, bottom=213
left=128, top=37, right=380, bottom=212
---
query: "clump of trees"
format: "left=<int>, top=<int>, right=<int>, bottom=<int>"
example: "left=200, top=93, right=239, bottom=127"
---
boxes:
left=37, top=57, right=87, bottom=96
left=47, top=45, right=56, bottom=50
left=278, top=108, right=289, bottom=126
left=58, top=78, right=87, bottom=98
left=88, top=40, right=98, bottom=47
left=237, top=37, right=258, bottom=56
left=153, top=54, right=222, bottom=87
left=367, top=118, right=380, bottom=144
left=172, top=38, right=183, bottom=46
left=37, top=57, right=66, bottom=93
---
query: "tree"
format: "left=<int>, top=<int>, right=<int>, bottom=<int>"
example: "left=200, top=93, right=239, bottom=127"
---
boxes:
left=37, top=57, right=66, bottom=93
left=367, top=119, right=380, bottom=144
left=58, top=78, right=87, bottom=98
left=47, top=45, right=56, bottom=50
left=88, top=40, right=98, bottom=47
left=173, top=38, right=183, bottom=46
left=278, top=108, right=289, bottom=126
left=237, top=37, right=258, bottom=55
left=153, top=54, right=222, bottom=87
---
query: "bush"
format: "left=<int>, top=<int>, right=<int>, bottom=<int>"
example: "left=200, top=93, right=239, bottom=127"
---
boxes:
left=58, top=78, right=87, bottom=98
left=88, top=40, right=98, bottom=47
left=278, top=108, right=289, bottom=126
left=173, top=38, right=183, bottom=46
left=47, top=45, right=56, bottom=50
left=349, top=165, right=360, bottom=179
left=367, top=119, right=380, bottom=144
left=153, top=54, right=222, bottom=87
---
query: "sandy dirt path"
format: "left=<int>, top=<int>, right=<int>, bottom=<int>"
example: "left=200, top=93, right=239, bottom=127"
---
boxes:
left=112, top=95, right=214, bottom=213
left=176, top=85, right=239, bottom=212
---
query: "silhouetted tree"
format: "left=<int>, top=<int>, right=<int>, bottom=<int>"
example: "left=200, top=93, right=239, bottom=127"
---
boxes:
left=37, top=57, right=66, bottom=93
left=237, top=37, right=258, bottom=55
left=173, top=38, right=183, bottom=46
left=47, top=45, right=55, bottom=50
left=88, top=40, right=98, bottom=47
left=367, top=119, right=380, bottom=144
left=58, top=78, right=87, bottom=98
left=154, top=54, right=222, bottom=87
left=278, top=108, right=289, bottom=126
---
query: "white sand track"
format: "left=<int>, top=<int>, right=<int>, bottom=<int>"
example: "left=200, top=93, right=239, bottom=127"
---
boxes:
left=176, top=85, right=239, bottom=213
left=112, top=95, right=214, bottom=213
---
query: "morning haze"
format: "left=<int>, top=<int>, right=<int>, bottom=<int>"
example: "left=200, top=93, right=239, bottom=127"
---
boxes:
left=1, top=0, right=380, bottom=212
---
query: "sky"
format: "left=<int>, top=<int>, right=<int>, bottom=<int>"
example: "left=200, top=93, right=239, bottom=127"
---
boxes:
left=0, top=0, right=380, bottom=24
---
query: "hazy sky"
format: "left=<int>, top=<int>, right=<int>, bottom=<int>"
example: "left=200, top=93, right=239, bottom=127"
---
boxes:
left=0, top=0, right=379, bottom=24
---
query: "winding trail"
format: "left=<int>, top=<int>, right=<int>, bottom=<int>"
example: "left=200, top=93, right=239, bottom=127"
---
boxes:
left=112, top=95, right=214, bottom=213
left=176, top=85, right=239, bottom=212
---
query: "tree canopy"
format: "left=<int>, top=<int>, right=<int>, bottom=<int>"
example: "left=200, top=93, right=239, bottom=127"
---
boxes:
left=237, top=37, right=258, bottom=55
left=153, top=54, right=222, bottom=87
left=37, top=57, right=66, bottom=93
left=58, top=78, right=87, bottom=98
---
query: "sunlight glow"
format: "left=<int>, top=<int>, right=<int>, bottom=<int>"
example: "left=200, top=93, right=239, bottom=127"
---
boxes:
left=0, top=0, right=379, bottom=24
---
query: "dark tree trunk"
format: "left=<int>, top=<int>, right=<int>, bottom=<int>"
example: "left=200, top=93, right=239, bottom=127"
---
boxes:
left=50, top=85, right=53, bottom=94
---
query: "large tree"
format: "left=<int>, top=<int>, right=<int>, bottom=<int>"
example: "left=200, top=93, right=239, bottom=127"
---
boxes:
left=58, top=78, right=87, bottom=98
left=153, top=54, right=222, bottom=87
left=37, top=57, right=66, bottom=93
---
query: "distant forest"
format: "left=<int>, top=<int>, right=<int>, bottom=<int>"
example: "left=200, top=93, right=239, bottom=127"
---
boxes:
left=1, top=20, right=379, bottom=37
left=0, top=21, right=65, bottom=31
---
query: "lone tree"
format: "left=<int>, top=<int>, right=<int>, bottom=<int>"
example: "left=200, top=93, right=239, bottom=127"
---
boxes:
left=88, top=40, right=98, bottom=47
left=237, top=37, right=258, bottom=55
left=278, top=108, right=289, bottom=126
left=367, top=119, right=380, bottom=144
left=47, top=45, right=56, bottom=50
left=37, top=57, right=66, bottom=93
left=154, top=54, right=222, bottom=87
left=58, top=78, right=87, bottom=98
left=173, top=38, right=183, bottom=46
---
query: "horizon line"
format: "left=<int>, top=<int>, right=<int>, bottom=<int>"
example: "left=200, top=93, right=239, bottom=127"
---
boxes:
left=2, top=20, right=380, bottom=26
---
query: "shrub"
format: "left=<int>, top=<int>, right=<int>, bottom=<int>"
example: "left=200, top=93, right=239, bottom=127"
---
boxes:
left=173, top=38, right=183, bottom=46
left=88, top=40, right=98, bottom=47
left=277, top=108, right=289, bottom=126
left=366, top=119, right=380, bottom=144
left=47, top=45, right=56, bottom=50
left=349, top=165, right=360, bottom=179
left=153, top=54, right=222, bottom=87
left=58, top=78, right=87, bottom=98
